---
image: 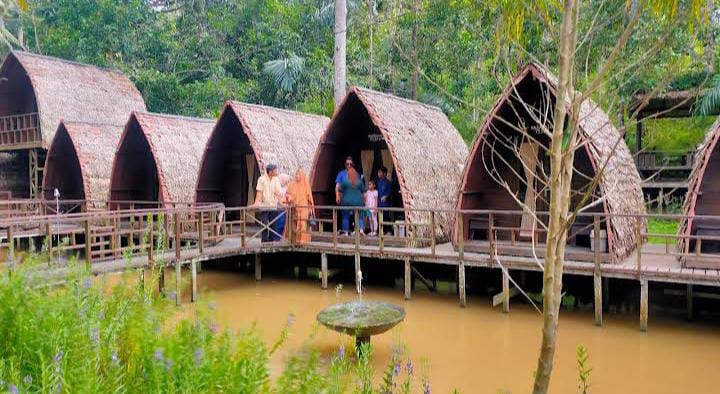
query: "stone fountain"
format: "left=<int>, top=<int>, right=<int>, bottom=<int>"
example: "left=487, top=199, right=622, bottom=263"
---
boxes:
left=317, top=270, right=406, bottom=350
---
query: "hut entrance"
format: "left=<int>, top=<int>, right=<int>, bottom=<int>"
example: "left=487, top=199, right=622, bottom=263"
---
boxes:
left=109, top=120, right=159, bottom=208
left=311, top=93, right=403, bottom=236
left=0, top=53, right=40, bottom=148
left=459, top=73, right=606, bottom=261
left=196, top=109, right=260, bottom=220
left=42, top=126, right=84, bottom=211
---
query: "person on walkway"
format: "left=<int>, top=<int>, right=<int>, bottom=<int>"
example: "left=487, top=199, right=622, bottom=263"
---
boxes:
left=335, top=156, right=366, bottom=236
left=284, top=168, right=315, bottom=244
left=254, top=163, right=282, bottom=242
left=366, top=180, right=379, bottom=236
left=273, top=173, right=292, bottom=241
left=376, top=166, right=393, bottom=234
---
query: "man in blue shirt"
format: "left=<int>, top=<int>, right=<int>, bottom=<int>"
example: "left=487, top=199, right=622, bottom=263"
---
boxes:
left=376, top=166, right=392, bottom=234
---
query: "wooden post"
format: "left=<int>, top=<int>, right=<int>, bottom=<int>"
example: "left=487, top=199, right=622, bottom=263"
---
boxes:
left=148, top=214, right=154, bottom=262
left=191, top=260, right=198, bottom=302
left=594, top=216, right=603, bottom=326
left=175, top=260, right=182, bottom=306
left=354, top=209, right=361, bottom=294
left=287, top=207, right=294, bottom=246
left=158, top=267, right=165, bottom=294
left=378, top=209, right=385, bottom=254
left=46, top=222, right=52, bottom=258
left=255, top=254, right=261, bottom=281
left=84, top=219, right=92, bottom=267
left=241, top=210, right=247, bottom=249
left=430, top=211, right=436, bottom=256
left=686, top=284, right=693, bottom=321
left=404, top=258, right=411, bottom=300
left=198, top=213, right=204, bottom=254
left=502, top=269, right=510, bottom=313
left=458, top=260, right=466, bottom=307
left=321, top=253, right=328, bottom=289
left=113, top=216, right=120, bottom=258
left=457, top=212, right=464, bottom=261
left=7, top=225, right=14, bottom=264
left=332, top=208, right=338, bottom=248
left=640, top=279, right=648, bottom=332
left=636, top=223, right=642, bottom=276
left=174, top=212, right=181, bottom=260
left=488, top=212, right=495, bottom=268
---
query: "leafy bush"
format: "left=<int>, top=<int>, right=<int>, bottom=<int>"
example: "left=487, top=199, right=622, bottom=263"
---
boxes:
left=0, top=255, right=427, bottom=393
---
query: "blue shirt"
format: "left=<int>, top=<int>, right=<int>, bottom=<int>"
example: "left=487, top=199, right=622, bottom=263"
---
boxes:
left=376, top=177, right=392, bottom=207
left=336, top=170, right=366, bottom=206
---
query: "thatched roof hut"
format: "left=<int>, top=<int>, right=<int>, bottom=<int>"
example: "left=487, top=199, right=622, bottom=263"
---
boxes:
left=679, top=117, right=720, bottom=264
left=310, top=87, right=469, bottom=243
left=110, top=112, right=214, bottom=206
left=0, top=51, right=146, bottom=150
left=42, top=121, right=124, bottom=210
left=456, top=63, right=645, bottom=263
left=195, top=101, right=329, bottom=208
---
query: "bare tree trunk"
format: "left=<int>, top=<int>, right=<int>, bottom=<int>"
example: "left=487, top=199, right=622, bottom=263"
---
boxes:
left=368, top=0, right=374, bottom=88
left=334, top=0, right=347, bottom=110
left=532, top=0, right=580, bottom=393
left=411, top=0, right=420, bottom=100
left=705, top=0, right=715, bottom=73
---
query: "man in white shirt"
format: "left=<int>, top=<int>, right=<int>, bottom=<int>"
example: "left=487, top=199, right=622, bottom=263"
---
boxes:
left=255, top=163, right=282, bottom=242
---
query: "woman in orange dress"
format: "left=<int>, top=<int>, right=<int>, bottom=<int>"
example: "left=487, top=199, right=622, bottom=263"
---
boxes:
left=284, top=169, right=314, bottom=244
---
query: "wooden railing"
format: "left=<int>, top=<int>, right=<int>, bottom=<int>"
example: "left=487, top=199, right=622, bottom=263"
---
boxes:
left=636, top=150, right=694, bottom=172
left=0, top=112, right=40, bottom=149
left=1, top=203, right=720, bottom=277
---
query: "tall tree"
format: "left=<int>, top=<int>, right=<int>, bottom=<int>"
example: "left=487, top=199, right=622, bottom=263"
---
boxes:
left=334, top=0, right=347, bottom=109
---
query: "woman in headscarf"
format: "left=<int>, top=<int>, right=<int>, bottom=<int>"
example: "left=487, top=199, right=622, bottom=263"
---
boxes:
left=335, top=156, right=366, bottom=236
left=284, top=168, right=315, bottom=244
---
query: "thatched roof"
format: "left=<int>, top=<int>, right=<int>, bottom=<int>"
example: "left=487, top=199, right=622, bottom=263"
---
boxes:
left=119, top=112, right=215, bottom=203
left=460, top=63, right=646, bottom=262
left=1, top=51, right=146, bottom=148
left=313, top=87, right=469, bottom=242
left=44, top=121, right=124, bottom=208
left=679, top=117, right=720, bottom=254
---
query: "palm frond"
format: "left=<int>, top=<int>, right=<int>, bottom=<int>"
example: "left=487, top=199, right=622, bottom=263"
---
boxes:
left=696, top=74, right=720, bottom=116
left=263, top=54, right=305, bottom=93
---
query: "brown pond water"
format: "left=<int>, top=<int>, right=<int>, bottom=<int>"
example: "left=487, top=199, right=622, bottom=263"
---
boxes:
left=188, top=270, right=720, bottom=393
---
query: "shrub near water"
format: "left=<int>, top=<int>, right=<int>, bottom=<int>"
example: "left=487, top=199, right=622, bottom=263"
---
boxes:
left=0, top=256, right=428, bottom=393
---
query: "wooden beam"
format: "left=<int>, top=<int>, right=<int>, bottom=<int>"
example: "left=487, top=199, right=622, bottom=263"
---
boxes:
left=255, top=254, right=262, bottom=281
left=404, top=258, right=411, bottom=300
left=594, top=216, right=603, bottom=326
left=321, top=253, right=328, bottom=289
left=458, top=261, right=466, bottom=307
left=640, top=279, right=648, bottom=332
left=175, top=261, right=182, bottom=306
left=502, top=269, right=510, bottom=313
left=191, top=260, right=198, bottom=303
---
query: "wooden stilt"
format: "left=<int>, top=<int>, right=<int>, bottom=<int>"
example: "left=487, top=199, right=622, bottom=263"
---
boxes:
left=321, top=253, right=328, bottom=289
left=196, top=261, right=202, bottom=273
left=255, top=254, right=262, bottom=281
left=191, top=260, right=198, bottom=303
left=502, top=269, right=509, bottom=313
left=686, top=284, right=693, bottom=321
left=404, top=258, right=411, bottom=300
left=593, top=216, right=602, bottom=326
left=355, top=252, right=361, bottom=294
left=175, top=261, right=182, bottom=306
left=158, top=267, right=165, bottom=294
left=640, top=279, right=648, bottom=332
left=458, top=261, right=466, bottom=307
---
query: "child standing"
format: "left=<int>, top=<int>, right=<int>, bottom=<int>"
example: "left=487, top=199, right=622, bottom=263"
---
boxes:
left=366, top=180, right=379, bottom=236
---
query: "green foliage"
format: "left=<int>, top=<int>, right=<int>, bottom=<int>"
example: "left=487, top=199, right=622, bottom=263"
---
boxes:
left=576, top=345, right=592, bottom=394
left=626, top=116, right=715, bottom=155
left=0, top=253, right=428, bottom=393
left=647, top=218, right=680, bottom=244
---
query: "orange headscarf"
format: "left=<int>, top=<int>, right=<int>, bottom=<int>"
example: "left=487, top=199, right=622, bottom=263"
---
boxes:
left=285, top=169, right=314, bottom=207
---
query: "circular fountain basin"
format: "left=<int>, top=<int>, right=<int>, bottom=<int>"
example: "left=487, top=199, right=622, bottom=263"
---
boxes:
left=317, top=300, right=406, bottom=338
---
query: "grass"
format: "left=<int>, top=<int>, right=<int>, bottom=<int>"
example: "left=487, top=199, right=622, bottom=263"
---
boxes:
left=625, top=116, right=715, bottom=155
left=647, top=218, right=679, bottom=245
left=0, top=254, right=429, bottom=393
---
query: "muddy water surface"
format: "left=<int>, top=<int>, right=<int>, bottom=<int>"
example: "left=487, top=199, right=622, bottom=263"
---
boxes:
left=195, top=271, right=720, bottom=393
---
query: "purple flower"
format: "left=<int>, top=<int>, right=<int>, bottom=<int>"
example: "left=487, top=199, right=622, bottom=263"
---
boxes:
left=209, top=322, right=219, bottom=334
left=55, top=380, right=62, bottom=393
left=394, top=363, right=401, bottom=376
left=23, top=375, right=32, bottom=385
left=8, top=384, right=18, bottom=394
left=154, top=348, right=164, bottom=362
left=193, top=348, right=203, bottom=366
left=54, top=351, right=64, bottom=363
left=287, top=313, right=296, bottom=326
left=423, top=380, right=431, bottom=394
left=169, top=291, right=176, bottom=301
left=98, top=311, right=105, bottom=321
left=90, top=329, right=99, bottom=345
left=82, top=277, right=92, bottom=289
left=406, top=360, right=414, bottom=375
left=111, top=352, right=119, bottom=366
left=165, top=359, right=172, bottom=372
left=338, top=344, right=345, bottom=360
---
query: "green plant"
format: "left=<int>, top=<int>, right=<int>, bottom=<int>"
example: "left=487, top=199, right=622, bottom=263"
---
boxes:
left=576, top=345, right=592, bottom=394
